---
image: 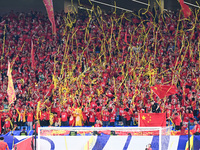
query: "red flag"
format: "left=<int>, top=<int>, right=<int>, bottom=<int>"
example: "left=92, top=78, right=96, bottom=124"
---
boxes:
left=139, top=113, right=166, bottom=127
left=179, top=0, right=191, bottom=18
left=165, top=85, right=178, bottom=97
left=150, top=84, right=178, bottom=99
left=124, top=30, right=128, bottom=44
left=7, top=61, right=16, bottom=105
left=31, top=40, right=35, bottom=70
left=43, top=0, right=56, bottom=34
left=14, top=137, right=32, bottom=150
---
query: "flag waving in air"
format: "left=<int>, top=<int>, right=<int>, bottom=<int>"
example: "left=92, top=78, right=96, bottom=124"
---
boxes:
left=179, top=0, right=191, bottom=18
left=150, top=84, right=178, bottom=99
left=43, top=0, right=56, bottom=34
left=31, top=40, right=35, bottom=70
left=124, top=30, right=128, bottom=44
left=7, top=61, right=16, bottom=105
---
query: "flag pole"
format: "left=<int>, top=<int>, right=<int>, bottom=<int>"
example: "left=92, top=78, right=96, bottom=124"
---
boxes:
left=188, top=121, right=190, bottom=150
left=34, top=121, right=37, bottom=150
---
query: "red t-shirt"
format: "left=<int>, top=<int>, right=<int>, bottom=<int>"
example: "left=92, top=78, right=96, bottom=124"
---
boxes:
left=0, top=141, right=9, bottom=150
left=102, top=111, right=110, bottom=122
left=90, top=102, right=97, bottom=109
left=94, top=123, right=102, bottom=127
left=61, top=112, right=68, bottom=122
left=96, top=112, right=102, bottom=121
left=194, top=124, right=200, bottom=133
left=27, top=112, right=33, bottom=122
left=89, top=112, right=95, bottom=123
left=55, top=107, right=61, bottom=118
left=119, top=107, right=124, bottom=116
left=4, top=120, right=10, bottom=128
left=40, top=112, right=47, bottom=121
left=110, top=113, right=116, bottom=123
left=189, top=113, right=195, bottom=123
left=183, top=113, right=190, bottom=122
left=125, top=111, right=131, bottom=121
left=173, top=116, right=182, bottom=126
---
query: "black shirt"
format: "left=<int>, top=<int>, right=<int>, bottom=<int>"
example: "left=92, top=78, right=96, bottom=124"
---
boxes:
left=151, top=103, right=160, bottom=113
left=20, top=130, right=27, bottom=136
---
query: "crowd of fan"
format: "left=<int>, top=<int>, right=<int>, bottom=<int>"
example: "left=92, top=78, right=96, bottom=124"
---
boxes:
left=0, top=8, right=200, bottom=134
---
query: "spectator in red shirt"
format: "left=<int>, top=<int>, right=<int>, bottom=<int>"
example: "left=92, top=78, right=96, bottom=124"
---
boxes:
left=10, top=109, right=18, bottom=128
left=172, top=112, right=182, bottom=130
left=182, top=109, right=190, bottom=125
left=109, top=105, right=116, bottom=127
left=102, top=107, right=110, bottom=127
left=189, top=110, right=195, bottom=125
left=40, top=109, right=47, bottom=127
left=192, top=121, right=200, bottom=135
left=125, top=109, right=132, bottom=126
left=26, top=108, right=34, bottom=130
left=119, top=104, right=124, bottom=125
left=94, top=120, right=102, bottom=127
left=3, top=115, right=11, bottom=134
left=89, top=108, right=95, bottom=126
left=61, top=108, right=69, bottom=126
left=0, top=137, right=9, bottom=150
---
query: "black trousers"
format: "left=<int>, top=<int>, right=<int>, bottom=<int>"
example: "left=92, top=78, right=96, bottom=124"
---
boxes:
left=109, top=122, right=115, bottom=127
left=89, top=122, right=95, bottom=126
left=126, top=120, right=131, bottom=126
left=17, top=121, right=24, bottom=129
left=40, top=120, right=46, bottom=127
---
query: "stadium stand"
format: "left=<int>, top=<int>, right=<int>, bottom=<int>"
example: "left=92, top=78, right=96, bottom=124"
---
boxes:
left=0, top=3, right=200, bottom=137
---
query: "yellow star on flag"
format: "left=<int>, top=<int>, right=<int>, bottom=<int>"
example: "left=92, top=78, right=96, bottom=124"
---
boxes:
left=142, top=115, right=146, bottom=120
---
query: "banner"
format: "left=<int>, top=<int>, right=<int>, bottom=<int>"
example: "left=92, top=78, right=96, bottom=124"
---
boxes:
left=124, top=30, right=128, bottom=44
left=7, top=135, right=200, bottom=150
left=179, top=0, right=191, bottom=18
left=7, top=61, right=16, bottom=105
left=150, top=84, right=177, bottom=99
left=43, top=0, right=56, bottom=34
left=139, top=113, right=166, bottom=127
left=31, top=40, right=35, bottom=70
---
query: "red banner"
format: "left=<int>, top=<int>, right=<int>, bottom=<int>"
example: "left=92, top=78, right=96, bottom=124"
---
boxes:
left=31, top=40, right=35, bottom=70
left=179, top=0, right=191, bottom=18
left=150, top=84, right=177, bottom=99
left=139, top=113, right=166, bottom=127
left=7, top=61, right=16, bottom=105
left=43, top=0, right=56, bottom=34
left=124, top=30, right=128, bottom=44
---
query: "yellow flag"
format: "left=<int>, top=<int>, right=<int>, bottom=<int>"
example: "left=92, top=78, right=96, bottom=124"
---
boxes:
left=7, top=61, right=16, bottom=105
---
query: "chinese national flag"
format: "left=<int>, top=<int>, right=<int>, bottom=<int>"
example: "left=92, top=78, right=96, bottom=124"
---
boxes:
left=179, top=0, right=191, bottom=18
left=150, top=84, right=177, bottom=99
left=139, top=113, right=166, bottom=127
left=43, top=0, right=56, bottom=34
